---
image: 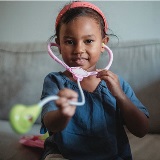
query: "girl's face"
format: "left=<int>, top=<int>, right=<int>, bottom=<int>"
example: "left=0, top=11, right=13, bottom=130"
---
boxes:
left=57, top=16, right=107, bottom=72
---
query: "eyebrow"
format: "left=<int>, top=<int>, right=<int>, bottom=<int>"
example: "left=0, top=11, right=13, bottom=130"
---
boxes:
left=63, top=35, right=96, bottom=39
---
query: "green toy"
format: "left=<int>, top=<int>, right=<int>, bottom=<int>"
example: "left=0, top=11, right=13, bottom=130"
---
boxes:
left=9, top=95, right=59, bottom=134
left=9, top=104, right=42, bottom=134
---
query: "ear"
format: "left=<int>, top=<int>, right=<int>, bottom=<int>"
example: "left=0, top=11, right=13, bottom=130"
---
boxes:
left=55, top=38, right=61, bottom=54
left=101, top=36, right=109, bottom=52
left=55, top=38, right=60, bottom=45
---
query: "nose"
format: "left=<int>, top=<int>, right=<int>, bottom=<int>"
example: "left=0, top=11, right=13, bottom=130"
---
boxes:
left=73, top=42, right=85, bottom=54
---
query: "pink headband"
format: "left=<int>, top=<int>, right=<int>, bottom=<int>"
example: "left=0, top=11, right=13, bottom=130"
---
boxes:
left=55, top=1, right=108, bottom=32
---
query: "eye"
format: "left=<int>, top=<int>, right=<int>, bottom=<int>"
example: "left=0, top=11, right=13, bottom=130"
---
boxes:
left=65, top=40, right=74, bottom=45
left=85, top=39, right=94, bottom=44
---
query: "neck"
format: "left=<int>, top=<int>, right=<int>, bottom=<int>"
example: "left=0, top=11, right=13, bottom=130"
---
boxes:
left=86, top=65, right=97, bottom=72
left=63, top=69, right=101, bottom=92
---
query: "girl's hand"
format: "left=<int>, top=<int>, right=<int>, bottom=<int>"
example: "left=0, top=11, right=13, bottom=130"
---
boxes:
left=55, top=88, right=78, bottom=117
left=96, top=69, right=124, bottom=98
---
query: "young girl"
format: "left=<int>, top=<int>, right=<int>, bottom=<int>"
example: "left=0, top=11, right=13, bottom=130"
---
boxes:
left=40, top=1, right=149, bottom=160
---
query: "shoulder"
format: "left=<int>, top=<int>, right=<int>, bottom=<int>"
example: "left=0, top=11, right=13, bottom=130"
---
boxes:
left=43, top=72, right=64, bottom=84
left=118, top=76, right=133, bottom=93
left=41, top=72, right=65, bottom=96
left=44, top=72, right=62, bottom=80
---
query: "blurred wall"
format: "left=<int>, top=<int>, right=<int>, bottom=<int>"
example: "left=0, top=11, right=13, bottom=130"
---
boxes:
left=0, top=1, right=160, bottom=43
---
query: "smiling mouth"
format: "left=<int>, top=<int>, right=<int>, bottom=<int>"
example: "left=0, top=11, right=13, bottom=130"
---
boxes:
left=72, top=57, right=88, bottom=65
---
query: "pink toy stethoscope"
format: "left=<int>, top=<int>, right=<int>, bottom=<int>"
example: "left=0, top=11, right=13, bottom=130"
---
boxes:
left=9, top=42, right=113, bottom=134
left=42, top=42, right=113, bottom=106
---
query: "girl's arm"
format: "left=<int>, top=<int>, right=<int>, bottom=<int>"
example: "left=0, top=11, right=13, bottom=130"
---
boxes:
left=97, top=70, right=149, bottom=138
left=43, top=88, right=78, bottom=133
left=115, top=92, right=149, bottom=138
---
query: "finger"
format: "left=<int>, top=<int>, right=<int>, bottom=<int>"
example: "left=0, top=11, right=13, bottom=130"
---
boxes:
left=106, top=71, right=118, bottom=80
left=97, top=69, right=109, bottom=78
left=96, top=69, right=103, bottom=72
left=55, top=97, right=76, bottom=116
left=58, top=88, right=78, bottom=99
left=61, top=104, right=76, bottom=116
left=56, top=97, right=69, bottom=109
left=97, top=70, right=117, bottom=80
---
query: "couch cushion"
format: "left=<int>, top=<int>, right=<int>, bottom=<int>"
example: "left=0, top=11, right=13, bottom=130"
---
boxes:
left=136, top=80, right=160, bottom=133
left=0, top=132, right=43, bottom=160
left=127, top=130, right=160, bottom=160
left=0, top=42, right=63, bottom=123
left=0, top=120, right=43, bottom=160
left=0, top=119, right=41, bottom=135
